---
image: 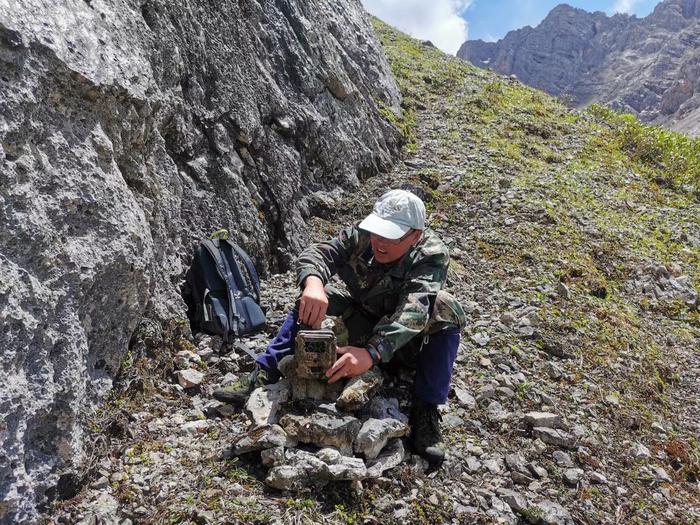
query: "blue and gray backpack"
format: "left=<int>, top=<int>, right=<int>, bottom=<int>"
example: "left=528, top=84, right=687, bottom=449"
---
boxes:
left=184, top=230, right=266, bottom=342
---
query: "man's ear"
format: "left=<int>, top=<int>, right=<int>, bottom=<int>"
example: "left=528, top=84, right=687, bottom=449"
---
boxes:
left=410, top=229, right=423, bottom=243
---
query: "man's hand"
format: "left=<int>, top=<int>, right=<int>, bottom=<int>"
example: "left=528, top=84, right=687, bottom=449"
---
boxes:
left=326, top=346, right=373, bottom=384
left=298, top=276, right=328, bottom=329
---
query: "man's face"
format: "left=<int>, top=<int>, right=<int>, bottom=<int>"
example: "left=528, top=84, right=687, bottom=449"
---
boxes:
left=370, top=229, right=422, bottom=264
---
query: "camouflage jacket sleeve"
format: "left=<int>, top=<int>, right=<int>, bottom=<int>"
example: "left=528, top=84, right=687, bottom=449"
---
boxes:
left=367, top=247, right=449, bottom=362
left=295, top=225, right=359, bottom=287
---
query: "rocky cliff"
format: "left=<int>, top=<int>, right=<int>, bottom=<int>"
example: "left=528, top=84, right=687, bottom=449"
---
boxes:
left=457, top=0, right=700, bottom=135
left=0, top=0, right=401, bottom=521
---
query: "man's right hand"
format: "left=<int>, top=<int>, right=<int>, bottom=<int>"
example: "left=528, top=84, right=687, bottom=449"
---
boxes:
left=298, top=275, right=328, bottom=329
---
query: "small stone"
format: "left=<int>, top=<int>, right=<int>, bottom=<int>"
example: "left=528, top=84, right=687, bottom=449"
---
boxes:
left=534, top=500, right=575, bottom=525
left=500, top=312, right=517, bottom=326
left=454, top=387, right=476, bottom=409
left=245, top=381, right=291, bottom=427
left=181, top=420, right=210, bottom=434
left=477, top=384, right=496, bottom=403
left=261, top=446, right=285, bottom=467
left=652, top=466, right=672, bottom=482
left=327, top=456, right=367, bottom=481
left=366, top=439, right=406, bottom=478
left=505, top=453, right=529, bottom=474
left=265, top=465, right=308, bottom=491
left=630, top=442, right=651, bottom=461
left=465, top=457, right=482, bottom=473
left=556, top=283, right=570, bottom=299
left=463, top=301, right=480, bottom=314
left=467, top=444, right=484, bottom=456
left=90, top=476, right=109, bottom=490
left=552, top=451, right=573, bottom=467
left=487, top=403, right=510, bottom=423
left=472, top=332, right=490, bottom=346
left=336, top=368, right=383, bottom=411
left=316, top=448, right=341, bottom=464
left=589, top=471, right=608, bottom=484
left=176, top=368, right=204, bottom=388
left=604, top=394, right=620, bottom=407
left=496, top=387, right=515, bottom=398
left=484, top=458, right=503, bottom=474
left=497, top=488, right=527, bottom=512
left=368, top=397, right=409, bottom=423
left=532, top=427, right=576, bottom=448
left=280, top=412, right=361, bottom=454
left=511, top=471, right=534, bottom=485
left=442, top=412, right=466, bottom=429
left=545, top=363, right=563, bottom=380
left=194, top=510, right=214, bottom=523
left=110, top=472, right=126, bottom=483
left=528, top=462, right=548, bottom=479
left=354, top=418, right=409, bottom=459
left=233, top=425, right=294, bottom=455
left=563, top=468, right=584, bottom=487
left=480, top=356, right=493, bottom=367
left=214, top=403, right=237, bottom=418
left=651, top=422, right=666, bottom=434
left=524, top=412, right=562, bottom=429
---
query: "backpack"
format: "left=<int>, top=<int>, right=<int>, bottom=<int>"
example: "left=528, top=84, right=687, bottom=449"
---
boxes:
left=184, top=230, right=266, bottom=342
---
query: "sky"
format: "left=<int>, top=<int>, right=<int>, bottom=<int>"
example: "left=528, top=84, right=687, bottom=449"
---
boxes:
left=361, top=0, right=661, bottom=54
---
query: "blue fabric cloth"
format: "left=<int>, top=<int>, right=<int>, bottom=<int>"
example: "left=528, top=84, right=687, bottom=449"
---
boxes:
left=255, top=310, right=299, bottom=376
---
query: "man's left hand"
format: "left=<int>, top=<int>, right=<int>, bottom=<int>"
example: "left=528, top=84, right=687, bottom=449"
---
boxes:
left=325, top=346, right=373, bottom=384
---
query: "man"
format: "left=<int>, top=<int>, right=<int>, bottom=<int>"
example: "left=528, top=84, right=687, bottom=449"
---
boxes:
left=215, top=189, right=465, bottom=469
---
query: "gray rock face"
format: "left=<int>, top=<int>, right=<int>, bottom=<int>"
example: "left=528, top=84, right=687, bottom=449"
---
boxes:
left=457, top=0, right=700, bottom=135
left=0, top=0, right=401, bottom=521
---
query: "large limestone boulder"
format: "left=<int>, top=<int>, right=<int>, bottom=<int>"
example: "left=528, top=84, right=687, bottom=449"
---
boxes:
left=0, top=0, right=401, bottom=521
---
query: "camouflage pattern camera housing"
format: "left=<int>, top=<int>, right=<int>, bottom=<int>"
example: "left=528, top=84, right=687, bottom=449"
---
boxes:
left=294, top=329, right=337, bottom=380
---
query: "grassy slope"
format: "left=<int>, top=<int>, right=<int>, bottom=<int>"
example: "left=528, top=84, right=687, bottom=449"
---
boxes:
left=369, top=18, right=700, bottom=522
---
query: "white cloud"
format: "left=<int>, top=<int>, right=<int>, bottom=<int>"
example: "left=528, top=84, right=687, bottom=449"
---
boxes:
left=361, top=0, right=472, bottom=55
left=611, top=0, right=639, bottom=14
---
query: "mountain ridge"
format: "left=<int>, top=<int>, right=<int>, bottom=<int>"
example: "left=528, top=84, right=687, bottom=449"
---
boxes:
left=457, top=0, right=700, bottom=136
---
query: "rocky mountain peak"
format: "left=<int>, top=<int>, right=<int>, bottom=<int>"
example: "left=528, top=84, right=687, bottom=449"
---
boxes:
left=651, top=0, right=700, bottom=19
left=457, top=0, right=700, bottom=135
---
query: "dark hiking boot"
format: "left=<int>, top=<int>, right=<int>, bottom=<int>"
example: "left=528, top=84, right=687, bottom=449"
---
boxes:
left=212, top=365, right=272, bottom=406
left=409, top=397, right=445, bottom=471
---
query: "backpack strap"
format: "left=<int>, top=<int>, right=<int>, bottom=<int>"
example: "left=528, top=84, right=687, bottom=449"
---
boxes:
left=224, top=240, right=261, bottom=302
left=234, top=340, right=259, bottom=361
left=202, top=239, right=240, bottom=340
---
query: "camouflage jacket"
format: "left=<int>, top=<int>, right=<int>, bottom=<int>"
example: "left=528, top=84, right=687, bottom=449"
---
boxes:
left=296, top=225, right=466, bottom=362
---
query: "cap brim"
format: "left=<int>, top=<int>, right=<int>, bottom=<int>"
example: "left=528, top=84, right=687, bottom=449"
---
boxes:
left=358, top=213, right=410, bottom=239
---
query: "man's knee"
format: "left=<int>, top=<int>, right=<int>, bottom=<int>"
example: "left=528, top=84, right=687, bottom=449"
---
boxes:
left=426, top=290, right=466, bottom=334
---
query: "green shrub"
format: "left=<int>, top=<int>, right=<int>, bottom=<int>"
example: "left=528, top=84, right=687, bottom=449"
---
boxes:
left=589, top=104, right=700, bottom=190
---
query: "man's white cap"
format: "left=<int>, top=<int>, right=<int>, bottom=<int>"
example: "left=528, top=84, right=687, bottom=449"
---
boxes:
left=359, top=189, right=426, bottom=239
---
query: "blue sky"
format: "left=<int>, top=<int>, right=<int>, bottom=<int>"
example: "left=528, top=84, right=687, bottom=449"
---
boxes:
left=362, top=0, right=661, bottom=54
